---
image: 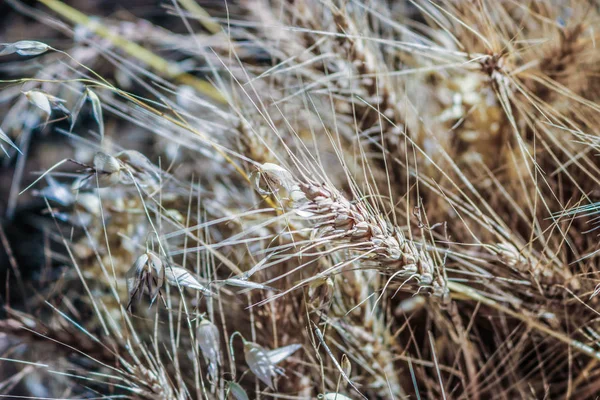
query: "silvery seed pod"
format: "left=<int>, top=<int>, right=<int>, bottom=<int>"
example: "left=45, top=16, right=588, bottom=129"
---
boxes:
left=267, top=343, right=302, bottom=364
left=93, top=152, right=121, bottom=174
left=317, top=393, right=353, bottom=400
left=75, top=193, right=102, bottom=216
left=70, top=90, right=86, bottom=132
left=394, top=295, right=425, bottom=315
left=146, top=252, right=164, bottom=288
left=126, top=251, right=164, bottom=308
left=340, top=355, right=351, bottom=378
left=256, top=163, right=296, bottom=193
left=243, top=341, right=302, bottom=389
left=197, top=318, right=220, bottom=381
left=165, top=266, right=212, bottom=296
left=93, top=152, right=122, bottom=186
left=243, top=341, right=275, bottom=388
left=227, top=381, right=249, bottom=400
left=85, top=88, right=104, bottom=141
left=33, top=177, right=75, bottom=206
left=223, top=278, right=274, bottom=292
left=0, top=40, right=49, bottom=56
left=24, top=90, right=52, bottom=115
left=308, top=277, right=334, bottom=310
left=126, top=253, right=150, bottom=302
left=116, top=150, right=160, bottom=187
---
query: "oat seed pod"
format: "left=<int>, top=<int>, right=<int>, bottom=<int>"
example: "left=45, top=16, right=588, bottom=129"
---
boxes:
left=253, top=162, right=304, bottom=202
left=267, top=343, right=302, bottom=364
left=197, top=318, right=221, bottom=381
left=93, top=152, right=123, bottom=186
left=227, top=381, right=249, bottom=400
left=242, top=341, right=302, bottom=389
left=93, top=152, right=120, bottom=174
left=243, top=341, right=276, bottom=388
left=24, top=90, right=53, bottom=115
left=116, top=150, right=160, bottom=188
left=222, top=278, right=275, bottom=293
left=85, top=88, right=104, bottom=141
left=33, top=176, right=75, bottom=206
left=308, top=277, right=334, bottom=310
left=0, top=40, right=49, bottom=56
left=164, top=266, right=212, bottom=295
left=318, top=394, right=353, bottom=400
left=126, top=251, right=165, bottom=307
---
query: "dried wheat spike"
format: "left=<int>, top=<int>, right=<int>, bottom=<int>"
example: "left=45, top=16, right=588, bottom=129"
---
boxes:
left=294, top=180, right=446, bottom=297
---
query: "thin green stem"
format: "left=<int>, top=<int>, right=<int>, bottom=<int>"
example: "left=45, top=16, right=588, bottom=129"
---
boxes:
left=38, top=0, right=224, bottom=103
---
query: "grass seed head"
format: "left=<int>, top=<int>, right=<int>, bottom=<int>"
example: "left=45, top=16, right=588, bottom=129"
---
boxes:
left=126, top=251, right=165, bottom=309
left=197, top=318, right=221, bottom=381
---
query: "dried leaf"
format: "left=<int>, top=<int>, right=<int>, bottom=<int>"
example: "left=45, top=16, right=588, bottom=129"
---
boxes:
left=0, top=127, right=21, bottom=155
left=165, top=266, right=212, bottom=295
left=197, top=319, right=220, bottom=381
left=86, top=88, right=104, bottom=141
left=0, top=41, right=49, bottom=56
left=267, top=343, right=301, bottom=365
left=227, top=381, right=249, bottom=400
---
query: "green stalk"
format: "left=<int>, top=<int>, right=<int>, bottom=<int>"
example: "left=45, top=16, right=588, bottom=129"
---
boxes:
left=38, top=0, right=225, bottom=103
left=177, top=0, right=221, bottom=34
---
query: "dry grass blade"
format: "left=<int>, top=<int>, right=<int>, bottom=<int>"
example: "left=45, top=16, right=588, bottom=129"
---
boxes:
left=0, top=127, right=22, bottom=155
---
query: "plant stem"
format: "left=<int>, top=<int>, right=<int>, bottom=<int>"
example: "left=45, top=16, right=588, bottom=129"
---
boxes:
left=177, top=0, right=221, bottom=34
left=38, top=0, right=225, bottom=103
left=447, top=281, right=600, bottom=361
